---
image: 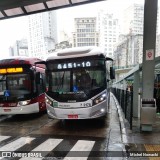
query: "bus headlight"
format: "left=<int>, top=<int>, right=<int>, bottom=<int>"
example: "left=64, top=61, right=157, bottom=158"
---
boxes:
left=93, top=93, right=106, bottom=105
left=19, top=100, right=31, bottom=106
left=45, top=96, right=53, bottom=106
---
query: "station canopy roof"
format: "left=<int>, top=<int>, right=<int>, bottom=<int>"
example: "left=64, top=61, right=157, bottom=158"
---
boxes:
left=0, top=0, right=104, bottom=20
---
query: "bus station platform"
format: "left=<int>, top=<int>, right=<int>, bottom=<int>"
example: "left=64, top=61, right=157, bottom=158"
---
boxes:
left=108, top=93, right=160, bottom=160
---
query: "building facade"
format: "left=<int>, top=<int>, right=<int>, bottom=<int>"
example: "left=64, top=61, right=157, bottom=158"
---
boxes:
left=123, top=3, right=144, bottom=35
left=72, top=17, right=99, bottom=47
left=9, top=39, right=28, bottom=57
left=114, top=4, right=144, bottom=69
left=114, top=34, right=143, bottom=68
left=98, top=11, right=120, bottom=58
left=28, top=11, right=57, bottom=60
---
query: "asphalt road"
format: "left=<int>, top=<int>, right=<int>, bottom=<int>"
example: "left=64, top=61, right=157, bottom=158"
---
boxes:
left=0, top=113, right=111, bottom=160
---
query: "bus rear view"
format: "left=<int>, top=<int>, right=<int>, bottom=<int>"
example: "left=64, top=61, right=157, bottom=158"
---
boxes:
left=45, top=47, right=114, bottom=119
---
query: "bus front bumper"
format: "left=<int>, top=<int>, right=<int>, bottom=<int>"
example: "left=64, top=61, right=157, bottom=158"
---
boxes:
left=46, top=101, right=107, bottom=119
left=0, top=103, right=39, bottom=115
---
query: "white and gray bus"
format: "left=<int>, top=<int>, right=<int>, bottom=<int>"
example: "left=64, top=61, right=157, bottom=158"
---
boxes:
left=37, top=47, right=115, bottom=119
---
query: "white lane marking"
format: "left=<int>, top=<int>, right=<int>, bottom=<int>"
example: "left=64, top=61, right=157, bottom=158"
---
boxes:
left=0, top=137, right=35, bottom=151
left=19, top=138, right=63, bottom=160
left=0, top=135, right=10, bottom=142
left=64, top=140, right=95, bottom=160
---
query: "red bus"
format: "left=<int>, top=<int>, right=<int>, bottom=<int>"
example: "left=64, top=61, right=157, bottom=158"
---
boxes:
left=0, top=57, right=46, bottom=114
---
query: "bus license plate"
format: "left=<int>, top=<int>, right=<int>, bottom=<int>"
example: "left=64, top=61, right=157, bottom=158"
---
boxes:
left=4, top=109, right=11, bottom=112
left=68, top=115, right=78, bottom=119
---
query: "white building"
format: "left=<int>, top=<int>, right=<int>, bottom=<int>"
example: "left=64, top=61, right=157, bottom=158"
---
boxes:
left=123, top=3, right=144, bottom=35
left=28, top=11, right=57, bottom=60
left=114, top=34, right=143, bottom=68
left=58, top=30, right=70, bottom=43
left=156, top=34, right=160, bottom=57
left=113, top=3, right=144, bottom=69
left=9, top=39, right=28, bottom=57
left=97, top=11, right=120, bottom=58
left=72, top=17, right=99, bottom=47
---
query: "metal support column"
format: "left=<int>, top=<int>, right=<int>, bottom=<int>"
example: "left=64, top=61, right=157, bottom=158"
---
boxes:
left=133, top=71, right=140, bottom=118
left=141, top=0, right=158, bottom=131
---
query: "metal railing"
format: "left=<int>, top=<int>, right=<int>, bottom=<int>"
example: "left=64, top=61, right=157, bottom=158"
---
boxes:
left=112, top=88, right=133, bottom=130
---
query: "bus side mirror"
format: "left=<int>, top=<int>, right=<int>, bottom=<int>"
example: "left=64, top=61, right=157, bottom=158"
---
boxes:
left=110, top=67, right=115, bottom=79
left=36, top=72, right=40, bottom=84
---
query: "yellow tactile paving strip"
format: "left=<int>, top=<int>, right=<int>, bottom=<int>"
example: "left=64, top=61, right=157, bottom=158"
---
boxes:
left=144, top=144, right=160, bottom=160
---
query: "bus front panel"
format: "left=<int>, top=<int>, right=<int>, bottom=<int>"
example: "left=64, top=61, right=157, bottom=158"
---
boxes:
left=45, top=57, right=110, bottom=119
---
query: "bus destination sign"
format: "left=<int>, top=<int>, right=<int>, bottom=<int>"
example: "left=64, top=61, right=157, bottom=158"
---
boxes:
left=48, top=60, right=104, bottom=70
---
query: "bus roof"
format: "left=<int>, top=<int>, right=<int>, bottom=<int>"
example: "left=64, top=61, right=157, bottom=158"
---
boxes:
left=0, top=56, right=44, bottom=68
left=46, top=47, right=108, bottom=61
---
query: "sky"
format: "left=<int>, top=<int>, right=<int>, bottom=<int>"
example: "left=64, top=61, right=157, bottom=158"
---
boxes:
left=0, top=16, right=28, bottom=58
left=0, top=0, right=145, bottom=59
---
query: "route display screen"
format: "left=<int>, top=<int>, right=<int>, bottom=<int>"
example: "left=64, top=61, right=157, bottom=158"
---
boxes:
left=47, top=59, right=105, bottom=70
left=0, top=67, right=23, bottom=74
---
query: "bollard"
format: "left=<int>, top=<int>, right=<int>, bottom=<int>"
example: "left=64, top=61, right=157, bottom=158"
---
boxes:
left=140, top=98, right=156, bottom=131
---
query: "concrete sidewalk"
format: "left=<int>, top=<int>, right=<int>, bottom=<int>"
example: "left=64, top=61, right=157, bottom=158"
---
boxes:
left=106, top=93, right=126, bottom=160
left=108, top=93, right=160, bottom=160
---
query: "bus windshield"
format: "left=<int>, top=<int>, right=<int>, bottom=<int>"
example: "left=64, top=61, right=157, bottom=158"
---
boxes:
left=0, top=73, right=32, bottom=101
left=47, top=68, right=106, bottom=102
